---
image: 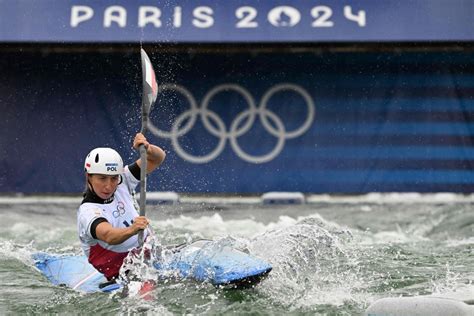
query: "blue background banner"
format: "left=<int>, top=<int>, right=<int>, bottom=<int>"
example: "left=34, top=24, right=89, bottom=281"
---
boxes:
left=1, top=0, right=474, bottom=43
left=1, top=50, right=473, bottom=193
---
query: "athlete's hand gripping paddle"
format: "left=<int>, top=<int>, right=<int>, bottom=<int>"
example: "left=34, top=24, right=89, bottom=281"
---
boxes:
left=138, top=48, right=158, bottom=246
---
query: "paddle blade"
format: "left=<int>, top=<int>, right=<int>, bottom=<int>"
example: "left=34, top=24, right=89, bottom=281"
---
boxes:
left=140, top=49, right=158, bottom=114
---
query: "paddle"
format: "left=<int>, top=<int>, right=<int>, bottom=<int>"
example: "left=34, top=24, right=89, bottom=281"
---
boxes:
left=138, top=48, right=158, bottom=246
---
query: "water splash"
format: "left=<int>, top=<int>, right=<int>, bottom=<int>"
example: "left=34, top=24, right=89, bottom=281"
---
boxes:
left=248, top=215, right=364, bottom=310
left=0, top=240, right=37, bottom=265
left=1, top=200, right=473, bottom=314
left=431, top=263, right=465, bottom=295
left=118, top=234, right=162, bottom=296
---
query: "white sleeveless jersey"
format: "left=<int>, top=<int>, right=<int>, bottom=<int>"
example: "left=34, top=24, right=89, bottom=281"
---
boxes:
left=77, top=165, right=145, bottom=257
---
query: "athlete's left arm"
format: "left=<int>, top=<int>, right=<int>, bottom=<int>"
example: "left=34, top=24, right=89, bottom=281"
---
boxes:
left=133, top=133, right=166, bottom=173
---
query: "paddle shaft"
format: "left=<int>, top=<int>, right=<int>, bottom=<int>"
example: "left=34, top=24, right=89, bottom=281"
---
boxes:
left=137, top=48, right=157, bottom=247
left=138, top=101, right=149, bottom=246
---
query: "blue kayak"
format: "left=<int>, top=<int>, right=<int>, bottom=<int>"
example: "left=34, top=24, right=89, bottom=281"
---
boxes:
left=33, top=240, right=272, bottom=293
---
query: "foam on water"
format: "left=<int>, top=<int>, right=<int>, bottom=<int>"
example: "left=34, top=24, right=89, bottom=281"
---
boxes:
left=0, top=197, right=473, bottom=314
left=445, top=237, right=474, bottom=247
left=0, top=240, right=36, bottom=266
left=307, top=192, right=474, bottom=204
left=245, top=215, right=364, bottom=309
left=156, top=213, right=306, bottom=239
left=1, top=192, right=473, bottom=205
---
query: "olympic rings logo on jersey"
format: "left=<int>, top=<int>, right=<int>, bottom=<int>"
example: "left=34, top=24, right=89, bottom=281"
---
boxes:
left=148, top=83, right=315, bottom=164
left=113, top=201, right=125, bottom=218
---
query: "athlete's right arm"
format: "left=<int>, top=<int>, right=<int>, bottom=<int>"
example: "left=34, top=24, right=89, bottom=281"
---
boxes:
left=95, top=216, right=149, bottom=245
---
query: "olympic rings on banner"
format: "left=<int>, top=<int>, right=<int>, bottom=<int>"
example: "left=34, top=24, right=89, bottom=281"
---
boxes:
left=147, top=83, right=315, bottom=164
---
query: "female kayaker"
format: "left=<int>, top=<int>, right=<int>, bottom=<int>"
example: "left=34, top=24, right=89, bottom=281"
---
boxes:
left=77, top=132, right=165, bottom=281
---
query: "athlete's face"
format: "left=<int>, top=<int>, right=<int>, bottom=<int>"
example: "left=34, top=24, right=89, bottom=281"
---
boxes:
left=88, top=174, right=120, bottom=199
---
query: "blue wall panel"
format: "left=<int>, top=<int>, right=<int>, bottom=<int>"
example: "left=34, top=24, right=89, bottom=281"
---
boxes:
left=1, top=0, right=474, bottom=42
left=0, top=50, right=473, bottom=193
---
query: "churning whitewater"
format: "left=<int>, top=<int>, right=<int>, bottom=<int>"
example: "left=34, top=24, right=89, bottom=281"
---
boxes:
left=0, top=194, right=473, bottom=314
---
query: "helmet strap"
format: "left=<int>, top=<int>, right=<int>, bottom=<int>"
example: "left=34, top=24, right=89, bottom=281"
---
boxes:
left=87, top=176, right=97, bottom=195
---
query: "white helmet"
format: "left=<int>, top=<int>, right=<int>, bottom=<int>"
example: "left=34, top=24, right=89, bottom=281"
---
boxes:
left=84, top=148, right=124, bottom=175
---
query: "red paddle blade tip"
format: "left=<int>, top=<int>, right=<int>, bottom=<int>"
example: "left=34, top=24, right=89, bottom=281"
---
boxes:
left=140, top=49, right=158, bottom=104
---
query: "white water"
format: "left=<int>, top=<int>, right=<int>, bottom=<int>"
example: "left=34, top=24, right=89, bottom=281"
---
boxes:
left=0, top=193, right=473, bottom=314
